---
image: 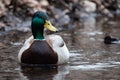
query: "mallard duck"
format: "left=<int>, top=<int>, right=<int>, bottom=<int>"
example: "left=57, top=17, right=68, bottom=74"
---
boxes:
left=18, top=11, right=70, bottom=65
left=104, top=36, right=119, bottom=44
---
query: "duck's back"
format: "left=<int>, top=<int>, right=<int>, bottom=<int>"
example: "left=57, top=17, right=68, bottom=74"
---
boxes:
left=21, top=40, right=58, bottom=64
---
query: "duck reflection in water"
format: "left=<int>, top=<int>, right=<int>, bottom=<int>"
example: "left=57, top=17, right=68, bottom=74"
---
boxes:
left=19, top=65, right=69, bottom=80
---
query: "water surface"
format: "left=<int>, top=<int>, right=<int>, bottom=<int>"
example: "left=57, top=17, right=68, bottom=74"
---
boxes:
left=0, top=15, right=120, bottom=80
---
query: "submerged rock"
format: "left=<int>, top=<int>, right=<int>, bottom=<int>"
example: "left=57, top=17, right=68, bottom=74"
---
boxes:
left=80, top=0, right=96, bottom=13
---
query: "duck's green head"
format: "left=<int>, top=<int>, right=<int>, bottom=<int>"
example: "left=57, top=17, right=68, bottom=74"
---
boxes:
left=31, top=11, right=57, bottom=40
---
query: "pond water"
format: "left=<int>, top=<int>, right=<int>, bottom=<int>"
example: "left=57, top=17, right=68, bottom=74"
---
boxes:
left=0, top=15, right=120, bottom=80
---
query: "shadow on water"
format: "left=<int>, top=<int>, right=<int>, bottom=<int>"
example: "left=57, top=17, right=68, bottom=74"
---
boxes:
left=0, top=15, right=120, bottom=79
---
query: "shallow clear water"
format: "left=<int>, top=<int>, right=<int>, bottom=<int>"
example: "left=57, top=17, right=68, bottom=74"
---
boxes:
left=0, top=16, right=120, bottom=80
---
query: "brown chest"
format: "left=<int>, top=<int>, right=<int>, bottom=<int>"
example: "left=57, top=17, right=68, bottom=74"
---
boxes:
left=21, top=40, right=58, bottom=64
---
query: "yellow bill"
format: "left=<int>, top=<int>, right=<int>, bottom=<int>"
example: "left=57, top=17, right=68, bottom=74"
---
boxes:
left=44, top=20, right=58, bottom=32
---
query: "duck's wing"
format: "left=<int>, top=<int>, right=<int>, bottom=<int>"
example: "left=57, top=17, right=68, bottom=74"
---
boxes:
left=18, top=36, right=34, bottom=62
left=46, top=35, right=70, bottom=64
